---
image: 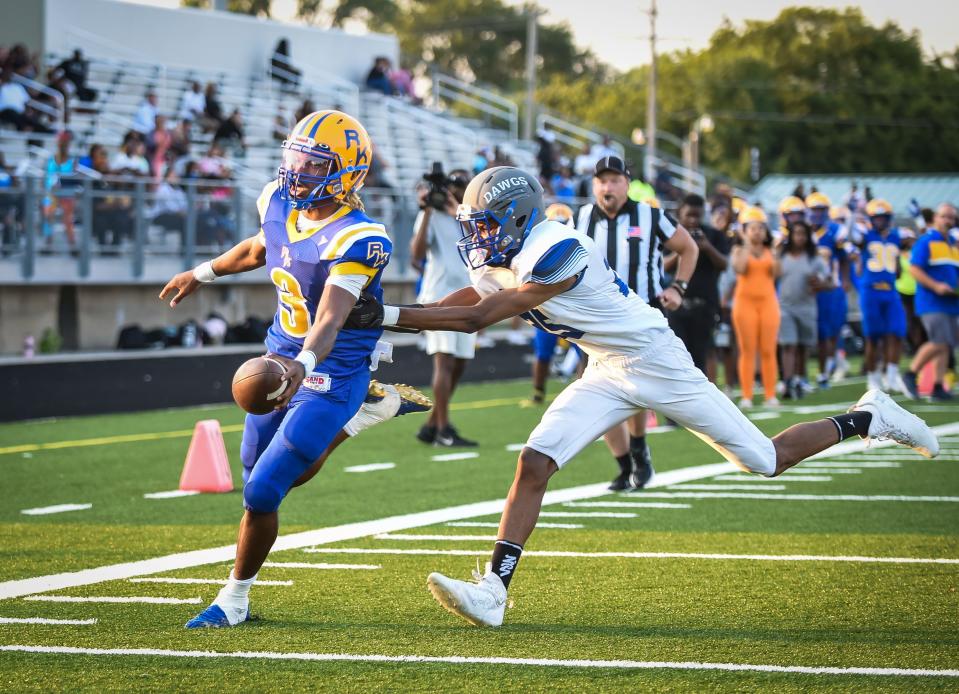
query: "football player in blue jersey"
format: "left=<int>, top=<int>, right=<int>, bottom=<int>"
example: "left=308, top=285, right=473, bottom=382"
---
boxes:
left=852, top=199, right=908, bottom=393
left=160, top=110, right=430, bottom=628
left=806, top=192, right=850, bottom=386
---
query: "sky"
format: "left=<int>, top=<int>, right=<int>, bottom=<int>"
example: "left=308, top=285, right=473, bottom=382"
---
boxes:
left=131, top=0, right=958, bottom=71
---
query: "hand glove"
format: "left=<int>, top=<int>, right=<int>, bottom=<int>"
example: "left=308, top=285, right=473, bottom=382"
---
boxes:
left=343, top=291, right=384, bottom=330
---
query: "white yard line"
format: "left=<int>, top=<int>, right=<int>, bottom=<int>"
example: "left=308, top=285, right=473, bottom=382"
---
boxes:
left=261, top=562, right=380, bottom=571
left=20, top=504, right=91, bottom=516
left=143, top=491, right=200, bottom=500
left=669, top=484, right=788, bottom=491
left=301, top=547, right=959, bottom=564
left=430, top=452, right=480, bottom=462
left=22, top=596, right=201, bottom=605
left=129, top=578, right=292, bottom=586
left=0, top=617, right=96, bottom=625
left=714, top=475, right=833, bottom=482
left=375, top=534, right=497, bottom=542
left=0, top=644, right=956, bottom=678
left=344, top=463, right=396, bottom=473
left=446, top=521, right=583, bottom=529
left=3, top=423, right=957, bottom=601
left=802, top=462, right=901, bottom=468
left=568, top=494, right=959, bottom=503
left=788, top=468, right=861, bottom=474
left=540, top=511, right=638, bottom=518
left=505, top=443, right=525, bottom=452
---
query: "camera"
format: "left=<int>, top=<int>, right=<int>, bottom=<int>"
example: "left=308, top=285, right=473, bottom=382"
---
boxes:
left=422, top=162, right=451, bottom=211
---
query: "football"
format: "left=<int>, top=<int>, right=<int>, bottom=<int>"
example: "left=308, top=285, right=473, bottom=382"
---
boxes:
left=232, top=356, right=288, bottom=415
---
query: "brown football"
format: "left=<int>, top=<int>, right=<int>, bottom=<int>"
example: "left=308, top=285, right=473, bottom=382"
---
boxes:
left=232, top=356, right=287, bottom=415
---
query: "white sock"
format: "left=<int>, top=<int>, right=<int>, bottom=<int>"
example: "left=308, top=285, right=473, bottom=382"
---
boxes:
left=212, top=570, right=256, bottom=625
left=886, top=363, right=900, bottom=383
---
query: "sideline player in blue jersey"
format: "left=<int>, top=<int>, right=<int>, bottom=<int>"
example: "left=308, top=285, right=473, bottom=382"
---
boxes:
left=160, top=110, right=429, bottom=628
left=806, top=192, right=850, bottom=386
left=851, top=199, right=908, bottom=393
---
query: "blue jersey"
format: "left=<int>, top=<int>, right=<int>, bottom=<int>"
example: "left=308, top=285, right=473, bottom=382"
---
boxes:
left=813, top=221, right=845, bottom=283
left=256, top=181, right=391, bottom=376
left=860, top=228, right=900, bottom=292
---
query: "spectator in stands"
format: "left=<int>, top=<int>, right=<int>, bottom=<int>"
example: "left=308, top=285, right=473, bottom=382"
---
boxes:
left=196, top=142, right=230, bottom=181
left=550, top=163, right=575, bottom=204
left=390, top=62, right=418, bottom=102
left=365, top=56, right=395, bottom=95
left=132, top=90, right=158, bottom=135
left=0, top=68, right=52, bottom=133
left=53, top=49, right=96, bottom=102
left=0, top=152, right=21, bottom=252
left=214, top=109, right=245, bottom=153
left=201, top=82, right=223, bottom=133
left=178, top=81, right=205, bottom=123
left=472, top=147, right=490, bottom=176
left=149, top=166, right=188, bottom=238
left=777, top=220, right=831, bottom=399
left=168, top=119, right=192, bottom=170
left=270, top=38, right=301, bottom=91
left=654, top=164, right=677, bottom=202
left=665, top=193, right=729, bottom=379
left=410, top=169, right=477, bottom=447
left=4, top=44, right=36, bottom=79
left=902, top=203, right=959, bottom=401
left=294, top=98, right=315, bottom=124
left=111, top=132, right=150, bottom=176
left=43, top=130, right=80, bottom=250
left=535, top=129, right=556, bottom=182
left=148, top=114, right=172, bottom=179
left=88, top=143, right=131, bottom=250
left=588, top=135, right=617, bottom=162
left=731, top=206, right=781, bottom=407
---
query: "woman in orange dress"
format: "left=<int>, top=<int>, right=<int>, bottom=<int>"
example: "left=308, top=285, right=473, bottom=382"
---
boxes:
left=731, top=207, right=782, bottom=407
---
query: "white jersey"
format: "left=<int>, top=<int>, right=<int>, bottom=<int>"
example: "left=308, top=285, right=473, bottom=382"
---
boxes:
left=469, top=220, right=669, bottom=360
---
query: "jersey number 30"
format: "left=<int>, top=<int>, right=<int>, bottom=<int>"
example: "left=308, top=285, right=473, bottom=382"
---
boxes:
left=271, top=268, right=311, bottom=338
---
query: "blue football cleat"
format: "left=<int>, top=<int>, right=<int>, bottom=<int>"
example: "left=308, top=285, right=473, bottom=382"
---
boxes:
left=184, top=603, right=250, bottom=629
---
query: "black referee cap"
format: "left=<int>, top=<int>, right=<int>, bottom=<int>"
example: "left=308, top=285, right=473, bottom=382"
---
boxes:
left=594, top=155, right=629, bottom=177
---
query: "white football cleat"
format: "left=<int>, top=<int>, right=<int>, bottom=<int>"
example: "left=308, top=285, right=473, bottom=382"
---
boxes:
left=427, top=564, right=507, bottom=627
left=343, top=381, right=431, bottom=436
left=849, top=389, right=939, bottom=458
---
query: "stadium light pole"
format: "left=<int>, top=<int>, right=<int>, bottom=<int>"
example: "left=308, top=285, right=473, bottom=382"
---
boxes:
left=524, top=7, right=541, bottom=141
left=644, top=0, right=658, bottom=182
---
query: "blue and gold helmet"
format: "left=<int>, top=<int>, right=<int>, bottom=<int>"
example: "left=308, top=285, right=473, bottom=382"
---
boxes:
left=278, top=110, right=372, bottom=210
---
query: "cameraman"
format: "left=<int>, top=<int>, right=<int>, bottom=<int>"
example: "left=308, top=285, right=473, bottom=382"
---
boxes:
left=410, top=166, right=477, bottom=447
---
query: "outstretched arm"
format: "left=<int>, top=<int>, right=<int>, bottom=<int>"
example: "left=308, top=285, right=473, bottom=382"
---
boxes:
left=395, top=277, right=578, bottom=333
left=159, top=234, right=266, bottom=307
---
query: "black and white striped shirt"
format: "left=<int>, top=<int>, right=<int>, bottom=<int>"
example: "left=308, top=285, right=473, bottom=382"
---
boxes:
left=575, top=200, right=676, bottom=303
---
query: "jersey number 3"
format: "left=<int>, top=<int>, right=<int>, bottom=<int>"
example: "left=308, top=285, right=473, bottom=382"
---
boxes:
left=271, top=268, right=311, bottom=338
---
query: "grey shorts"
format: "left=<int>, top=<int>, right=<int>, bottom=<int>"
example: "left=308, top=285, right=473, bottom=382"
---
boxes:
left=779, top=303, right=817, bottom=347
left=920, top=312, right=959, bottom=348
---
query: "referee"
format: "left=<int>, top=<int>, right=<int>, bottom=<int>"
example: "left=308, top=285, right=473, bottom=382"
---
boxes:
left=575, top=156, right=699, bottom=490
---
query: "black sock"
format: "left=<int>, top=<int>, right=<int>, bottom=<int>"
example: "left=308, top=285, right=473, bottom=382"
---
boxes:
left=490, top=540, right=523, bottom=589
left=629, top=435, right=647, bottom=455
left=826, top=411, right=872, bottom=441
left=615, top=453, right=632, bottom=475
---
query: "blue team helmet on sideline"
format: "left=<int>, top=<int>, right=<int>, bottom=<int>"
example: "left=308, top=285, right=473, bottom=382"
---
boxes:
left=456, top=166, right=544, bottom=269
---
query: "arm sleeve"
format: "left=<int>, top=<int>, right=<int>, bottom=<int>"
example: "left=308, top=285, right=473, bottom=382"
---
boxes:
left=326, top=273, right=368, bottom=299
left=529, top=238, right=589, bottom=285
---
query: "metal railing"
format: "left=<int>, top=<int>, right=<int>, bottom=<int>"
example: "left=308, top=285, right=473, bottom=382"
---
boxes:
left=12, top=75, right=65, bottom=133
left=431, top=72, right=519, bottom=141
left=534, top=112, right=627, bottom=157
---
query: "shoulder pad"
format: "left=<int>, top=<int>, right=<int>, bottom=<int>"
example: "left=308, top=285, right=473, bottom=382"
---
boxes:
left=256, top=180, right=280, bottom=224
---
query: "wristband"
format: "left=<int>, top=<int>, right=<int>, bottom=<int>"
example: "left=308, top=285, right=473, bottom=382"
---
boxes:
left=382, top=305, right=401, bottom=327
left=193, top=260, right=218, bottom=283
left=670, top=280, right=688, bottom=296
left=294, top=350, right=317, bottom=377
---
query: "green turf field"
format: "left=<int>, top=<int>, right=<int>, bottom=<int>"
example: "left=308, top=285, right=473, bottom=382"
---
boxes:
left=0, top=377, right=957, bottom=691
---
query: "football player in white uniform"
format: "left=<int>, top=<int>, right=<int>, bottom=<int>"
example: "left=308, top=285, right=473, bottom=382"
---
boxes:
left=344, top=166, right=940, bottom=627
